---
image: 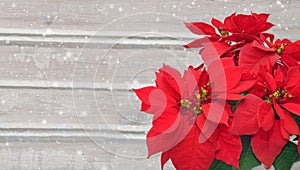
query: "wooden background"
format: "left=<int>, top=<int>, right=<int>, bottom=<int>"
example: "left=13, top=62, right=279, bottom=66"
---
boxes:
left=0, top=0, right=300, bottom=169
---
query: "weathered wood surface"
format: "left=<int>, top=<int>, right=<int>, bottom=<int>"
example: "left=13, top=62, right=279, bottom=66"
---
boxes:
left=1, top=0, right=300, bottom=169
left=0, top=0, right=299, bottom=33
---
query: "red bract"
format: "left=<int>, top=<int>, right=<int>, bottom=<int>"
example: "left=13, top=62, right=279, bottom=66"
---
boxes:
left=238, top=41, right=280, bottom=74
left=214, top=120, right=242, bottom=168
left=160, top=125, right=216, bottom=170
left=272, top=39, right=300, bottom=67
left=134, top=64, right=245, bottom=169
left=231, top=66, right=300, bottom=168
left=239, top=37, right=300, bottom=71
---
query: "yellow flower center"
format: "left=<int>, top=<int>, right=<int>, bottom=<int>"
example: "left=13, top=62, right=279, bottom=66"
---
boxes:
left=180, top=99, right=192, bottom=109
left=276, top=43, right=287, bottom=55
left=219, top=27, right=228, bottom=36
left=264, top=88, right=292, bottom=104
left=180, top=83, right=211, bottom=115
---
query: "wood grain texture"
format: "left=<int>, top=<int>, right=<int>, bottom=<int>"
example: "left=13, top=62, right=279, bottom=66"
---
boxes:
left=0, top=0, right=300, bottom=33
left=1, top=0, right=300, bottom=169
left=0, top=141, right=177, bottom=170
left=0, top=88, right=150, bottom=127
left=0, top=45, right=202, bottom=86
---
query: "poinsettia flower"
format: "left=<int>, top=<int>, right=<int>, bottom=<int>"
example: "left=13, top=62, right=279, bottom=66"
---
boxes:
left=231, top=66, right=300, bottom=168
left=134, top=64, right=247, bottom=169
left=184, top=12, right=274, bottom=58
left=220, top=12, right=274, bottom=36
left=134, top=65, right=217, bottom=169
left=184, top=12, right=273, bottom=41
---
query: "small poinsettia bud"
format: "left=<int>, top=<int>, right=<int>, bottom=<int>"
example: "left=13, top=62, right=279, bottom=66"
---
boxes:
left=276, top=48, right=283, bottom=54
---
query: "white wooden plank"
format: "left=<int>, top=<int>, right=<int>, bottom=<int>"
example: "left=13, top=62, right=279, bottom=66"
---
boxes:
left=0, top=28, right=197, bottom=39
left=0, top=0, right=299, bottom=33
left=0, top=128, right=147, bottom=141
left=0, top=79, right=152, bottom=91
left=0, top=46, right=202, bottom=88
left=0, top=88, right=149, bottom=126
left=0, top=34, right=189, bottom=49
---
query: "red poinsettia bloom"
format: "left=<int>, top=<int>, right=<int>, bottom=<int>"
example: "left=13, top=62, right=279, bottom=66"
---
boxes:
left=218, top=12, right=273, bottom=36
left=185, top=12, right=273, bottom=41
left=231, top=65, right=300, bottom=168
left=134, top=63, right=254, bottom=169
left=184, top=12, right=274, bottom=57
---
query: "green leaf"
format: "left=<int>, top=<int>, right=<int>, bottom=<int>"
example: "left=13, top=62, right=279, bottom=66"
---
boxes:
left=239, top=136, right=261, bottom=170
left=209, top=160, right=236, bottom=170
left=229, top=100, right=241, bottom=113
left=273, top=142, right=300, bottom=170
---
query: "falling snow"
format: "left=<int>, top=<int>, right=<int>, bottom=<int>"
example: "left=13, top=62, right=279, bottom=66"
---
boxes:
left=0, top=0, right=299, bottom=169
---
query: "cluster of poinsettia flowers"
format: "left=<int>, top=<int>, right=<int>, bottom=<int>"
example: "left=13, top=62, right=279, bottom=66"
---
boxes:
left=134, top=12, right=300, bottom=170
